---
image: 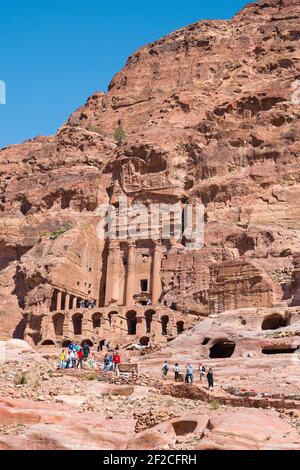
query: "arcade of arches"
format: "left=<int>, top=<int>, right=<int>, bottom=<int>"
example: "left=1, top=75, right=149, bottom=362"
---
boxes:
left=27, top=306, right=195, bottom=347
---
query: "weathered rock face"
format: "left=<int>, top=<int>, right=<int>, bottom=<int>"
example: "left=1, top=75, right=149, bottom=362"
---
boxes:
left=292, top=253, right=300, bottom=305
left=209, top=260, right=274, bottom=313
left=0, top=0, right=299, bottom=341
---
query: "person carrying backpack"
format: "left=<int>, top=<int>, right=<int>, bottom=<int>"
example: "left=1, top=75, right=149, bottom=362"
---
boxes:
left=199, top=363, right=206, bottom=382
left=162, top=361, right=169, bottom=379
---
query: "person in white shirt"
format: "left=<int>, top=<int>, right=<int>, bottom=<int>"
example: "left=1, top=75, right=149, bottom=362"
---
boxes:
left=174, top=363, right=180, bottom=382
left=199, top=363, right=206, bottom=382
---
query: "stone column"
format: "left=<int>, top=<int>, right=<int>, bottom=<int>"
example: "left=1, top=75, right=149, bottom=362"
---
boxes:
left=136, top=316, right=145, bottom=337
left=65, top=294, right=70, bottom=311
left=151, top=242, right=163, bottom=306
left=56, top=291, right=62, bottom=311
left=105, top=241, right=121, bottom=306
left=125, top=241, right=136, bottom=307
left=72, top=296, right=77, bottom=310
left=82, top=313, right=90, bottom=338
left=63, top=313, right=71, bottom=337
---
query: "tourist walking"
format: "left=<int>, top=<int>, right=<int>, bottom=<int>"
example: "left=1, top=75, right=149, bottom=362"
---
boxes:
left=174, top=363, right=180, bottom=382
left=59, top=350, right=65, bottom=369
left=83, top=342, right=90, bottom=360
left=77, top=348, right=83, bottom=369
left=87, top=354, right=96, bottom=370
left=103, top=353, right=110, bottom=371
left=70, top=349, right=76, bottom=369
left=108, top=353, right=114, bottom=371
left=162, top=361, right=170, bottom=379
left=66, top=351, right=71, bottom=368
left=199, top=363, right=206, bottom=382
left=207, top=368, right=214, bottom=391
left=185, top=364, right=194, bottom=384
left=113, top=352, right=121, bottom=377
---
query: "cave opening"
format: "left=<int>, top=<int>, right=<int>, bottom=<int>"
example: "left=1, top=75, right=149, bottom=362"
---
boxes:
left=209, top=341, right=236, bottom=359
left=140, top=336, right=150, bottom=346
left=262, top=315, right=287, bottom=331
left=202, top=337, right=211, bottom=346
left=177, top=321, right=185, bottom=335
left=262, top=348, right=297, bottom=355
left=172, top=420, right=198, bottom=436
left=145, top=310, right=155, bottom=333
left=161, top=315, right=169, bottom=336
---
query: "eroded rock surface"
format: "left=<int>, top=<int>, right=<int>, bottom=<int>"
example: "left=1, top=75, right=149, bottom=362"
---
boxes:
left=0, top=0, right=300, bottom=451
left=0, top=0, right=299, bottom=344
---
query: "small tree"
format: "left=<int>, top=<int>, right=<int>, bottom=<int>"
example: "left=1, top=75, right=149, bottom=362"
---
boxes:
left=114, top=124, right=126, bottom=145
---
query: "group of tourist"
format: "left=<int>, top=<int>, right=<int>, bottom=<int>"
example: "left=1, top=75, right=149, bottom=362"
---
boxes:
left=57, top=341, right=122, bottom=375
left=162, top=362, right=214, bottom=390
left=79, top=299, right=97, bottom=309
left=58, top=341, right=91, bottom=369
left=103, top=352, right=121, bottom=376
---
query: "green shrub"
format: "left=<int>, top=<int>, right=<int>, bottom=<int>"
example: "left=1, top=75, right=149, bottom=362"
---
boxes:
left=210, top=399, right=220, bottom=410
left=114, top=125, right=126, bottom=144
left=15, top=373, right=28, bottom=385
left=83, top=372, right=98, bottom=381
left=87, top=126, right=103, bottom=135
left=49, top=226, right=71, bottom=241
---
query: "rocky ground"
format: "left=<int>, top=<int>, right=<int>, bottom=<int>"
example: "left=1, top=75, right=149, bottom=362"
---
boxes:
left=0, top=0, right=299, bottom=339
left=1, top=338, right=300, bottom=450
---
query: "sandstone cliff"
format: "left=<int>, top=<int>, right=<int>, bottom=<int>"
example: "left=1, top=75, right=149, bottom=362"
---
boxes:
left=0, top=0, right=299, bottom=339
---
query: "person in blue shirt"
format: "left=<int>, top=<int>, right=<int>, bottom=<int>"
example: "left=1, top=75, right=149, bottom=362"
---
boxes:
left=185, top=364, right=194, bottom=384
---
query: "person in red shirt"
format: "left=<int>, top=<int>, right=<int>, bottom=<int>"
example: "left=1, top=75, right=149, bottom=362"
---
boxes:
left=77, top=349, right=83, bottom=370
left=113, top=352, right=121, bottom=376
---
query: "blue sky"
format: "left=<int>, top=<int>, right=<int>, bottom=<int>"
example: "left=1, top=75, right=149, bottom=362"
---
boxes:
left=0, top=0, right=251, bottom=149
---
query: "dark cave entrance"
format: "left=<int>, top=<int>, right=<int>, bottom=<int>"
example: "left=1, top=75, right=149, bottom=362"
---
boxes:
left=262, top=347, right=297, bottom=355
left=72, top=313, right=83, bottom=336
left=176, top=321, right=185, bottom=335
left=161, top=315, right=169, bottom=336
left=262, top=315, right=287, bottom=331
left=126, top=311, right=137, bottom=335
left=53, top=313, right=65, bottom=336
left=209, top=341, right=236, bottom=359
